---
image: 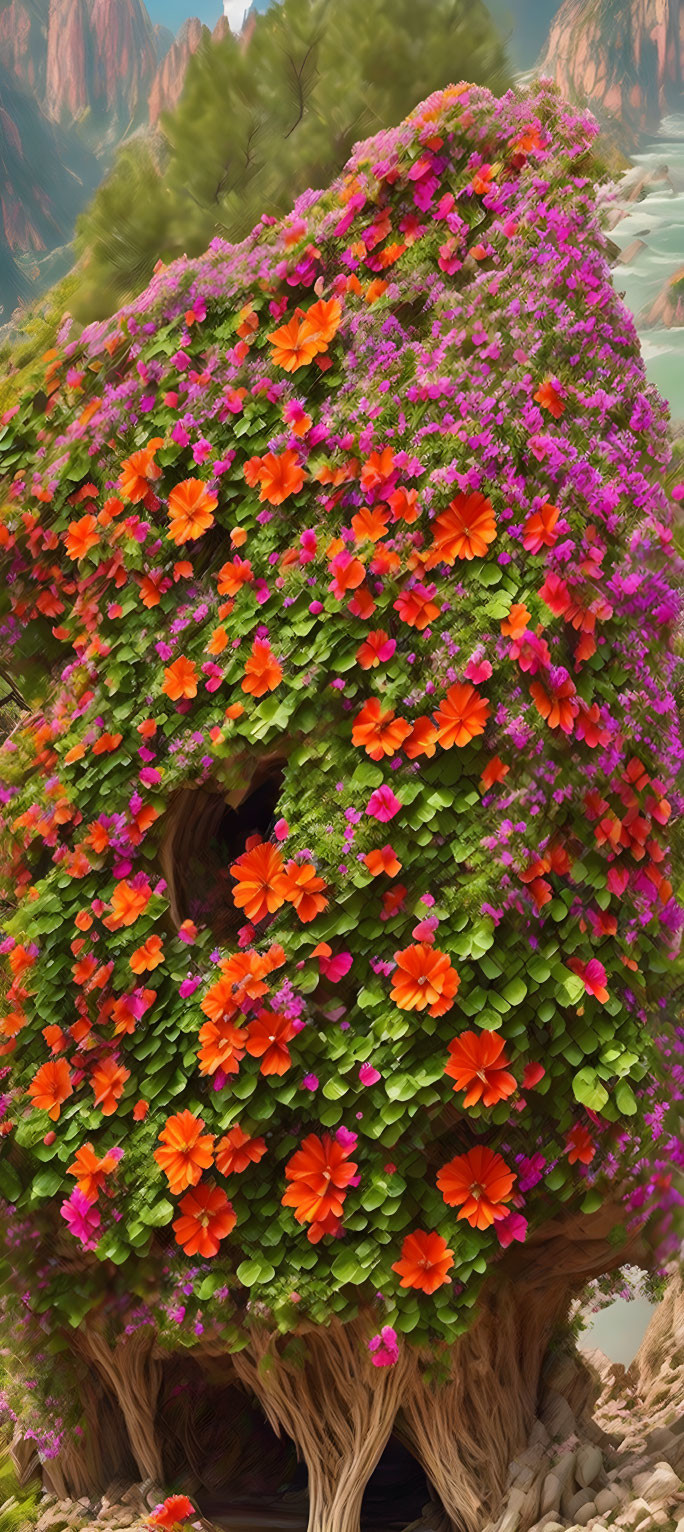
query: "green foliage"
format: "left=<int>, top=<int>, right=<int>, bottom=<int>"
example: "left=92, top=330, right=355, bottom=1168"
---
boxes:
left=73, top=0, right=510, bottom=320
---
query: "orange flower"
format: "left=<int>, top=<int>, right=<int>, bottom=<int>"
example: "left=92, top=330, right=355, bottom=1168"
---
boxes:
left=162, top=656, right=198, bottom=700
left=480, top=755, right=509, bottom=790
left=434, top=683, right=490, bottom=749
left=444, top=1031, right=516, bottom=1107
left=282, top=1132, right=357, bottom=1225
left=351, top=505, right=390, bottom=543
left=217, top=555, right=253, bottom=596
left=522, top=502, right=559, bottom=554
left=363, top=845, right=402, bottom=877
left=393, top=584, right=440, bottom=630
left=207, top=626, right=228, bottom=655
left=300, top=296, right=342, bottom=352
left=392, top=1230, right=454, bottom=1294
left=257, top=450, right=306, bottom=505
left=28, top=1059, right=72, bottom=1121
left=245, top=1009, right=295, bottom=1075
left=67, top=1143, right=120, bottom=1201
left=426, top=492, right=497, bottom=565
left=91, top=1056, right=130, bottom=1116
left=215, top=1124, right=267, bottom=1175
left=533, top=380, right=564, bottom=417
left=437, top=1146, right=516, bottom=1229
left=154, top=1110, right=215, bottom=1194
left=351, top=698, right=411, bottom=760
left=404, top=717, right=439, bottom=760
left=133, top=1099, right=149, bottom=1121
left=500, top=603, right=531, bottom=638
left=241, top=638, right=283, bottom=697
left=267, top=311, right=319, bottom=372
left=92, top=732, right=122, bottom=756
left=282, top=860, right=328, bottom=922
left=197, top=1017, right=246, bottom=1077
left=356, top=629, right=395, bottom=669
left=167, top=478, right=217, bottom=544
left=529, top=674, right=577, bottom=733
left=65, top=514, right=100, bottom=562
left=230, top=841, right=287, bottom=923
left=118, top=438, right=163, bottom=502
left=391, top=944, right=460, bottom=1017
left=173, top=1180, right=236, bottom=1258
left=104, top=879, right=151, bottom=930
left=130, top=934, right=164, bottom=973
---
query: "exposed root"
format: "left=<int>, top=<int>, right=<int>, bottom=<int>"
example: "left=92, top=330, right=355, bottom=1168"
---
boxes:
left=233, top=1318, right=410, bottom=1532
left=76, top=1324, right=163, bottom=1483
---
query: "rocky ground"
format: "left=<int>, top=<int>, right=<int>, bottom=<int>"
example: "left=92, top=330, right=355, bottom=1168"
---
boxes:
left=11, top=1271, right=684, bottom=1532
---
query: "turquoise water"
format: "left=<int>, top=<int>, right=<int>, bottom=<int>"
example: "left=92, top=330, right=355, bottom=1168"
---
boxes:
left=608, top=112, right=684, bottom=419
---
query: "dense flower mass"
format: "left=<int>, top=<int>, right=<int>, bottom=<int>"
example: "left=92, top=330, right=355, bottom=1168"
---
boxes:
left=0, top=79, right=681, bottom=1407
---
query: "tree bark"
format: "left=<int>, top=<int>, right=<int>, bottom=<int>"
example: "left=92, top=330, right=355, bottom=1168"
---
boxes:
left=75, top=1323, right=163, bottom=1483
left=233, top=1319, right=411, bottom=1532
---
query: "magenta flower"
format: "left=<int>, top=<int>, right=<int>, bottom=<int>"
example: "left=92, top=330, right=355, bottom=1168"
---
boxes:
left=368, top=1326, right=399, bottom=1366
left=366, top=785, right=402, bottom=821
left=60, top=1190, right=101, bottom=1250
left=495, top=1212, right=528, bottom=1249
left=359, top=1062, right=381, bottom=1086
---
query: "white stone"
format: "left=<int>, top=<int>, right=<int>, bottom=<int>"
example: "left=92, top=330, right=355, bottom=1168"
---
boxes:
left=576, top=1445, right=603, bottom=1488
left=594, top=1487, right=620, bottom=1514
left=631, top=1461, right=681, bottom=1502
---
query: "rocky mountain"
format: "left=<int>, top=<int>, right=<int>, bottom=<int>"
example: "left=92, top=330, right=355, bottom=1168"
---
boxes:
left=0, top=53, right=100, bottom=317
left=539, top=0, right=684, bottom=145
left=148, top=16, right=209, bottom=124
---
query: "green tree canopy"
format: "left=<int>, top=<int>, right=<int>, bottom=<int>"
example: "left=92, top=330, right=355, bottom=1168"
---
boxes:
left=73, top=0, right=511, bottom=320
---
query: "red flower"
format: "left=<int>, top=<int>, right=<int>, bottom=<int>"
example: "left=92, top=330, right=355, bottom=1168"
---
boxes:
left=173, top=1180, right=236, bottom=1258
left=566, top=1124, right=595, bottom=1165
left=437, top=1146, right=516, bottom=1229
left=282, top=1133, right=357, bottom=1226
left=391, top=1230, right=454, bottom=1294
left=444, top=1030, right=516, bottom=1107
left=391, top=944, right=459, bottom=1017
left=245, top=1009, right=295, bottom=1075
left=215, top=1125, right=267, bottom=1175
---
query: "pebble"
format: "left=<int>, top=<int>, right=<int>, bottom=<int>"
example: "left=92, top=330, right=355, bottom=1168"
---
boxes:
left=594, top=1486, right=620, bottom=1513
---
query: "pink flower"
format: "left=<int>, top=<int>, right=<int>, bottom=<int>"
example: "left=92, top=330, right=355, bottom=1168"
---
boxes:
left=495, top=1212, right=528, bottom=1248
left=60, top=1189, right=101, bottom=1250
left=368, top=1326, right=399, bottom=1367
left=366, top=785, right=402, bottom=821
left=568, top=957, right=609, bottom=1003
left=274, top=818, right=289, bottom=841
left=317, top=949, right=352, bottom=983
left=464, top=656, right=493, bottom=684
left=359, top=1062, right=381, bottom=1086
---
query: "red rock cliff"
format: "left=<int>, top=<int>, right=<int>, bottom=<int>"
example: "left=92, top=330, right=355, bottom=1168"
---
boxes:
left=148, top=17, right=208, bottom=125
left=539, top=0, right=684, bottom=140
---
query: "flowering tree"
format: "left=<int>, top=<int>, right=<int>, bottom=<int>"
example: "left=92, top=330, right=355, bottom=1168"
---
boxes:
left=0, top=81, right=681, bottom=1532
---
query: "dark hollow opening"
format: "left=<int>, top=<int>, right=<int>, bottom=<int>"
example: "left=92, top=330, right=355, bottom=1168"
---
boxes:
left=163, top=759, right=286, bottom=939
left=361, top=1434, right=434, bottom=1530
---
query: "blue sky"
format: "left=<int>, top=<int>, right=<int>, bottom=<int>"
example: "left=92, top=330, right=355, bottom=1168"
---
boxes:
left=148, top=0, right=223, bottom=31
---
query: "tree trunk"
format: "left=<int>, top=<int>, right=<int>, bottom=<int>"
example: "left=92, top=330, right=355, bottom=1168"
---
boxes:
left=75, top=1323, right=163, bottom=1483
left=233, top=1319, right=411, bottom=1532
left=399, top=1279, right=570, bottom=1531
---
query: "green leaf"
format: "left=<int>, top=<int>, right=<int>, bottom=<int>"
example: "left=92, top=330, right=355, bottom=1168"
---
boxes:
left=614, top=1080, right=637, bottom=1116
left=502, top=977, right=527, bottom=1005
left=237, top=1257, right=276, bottom=1286
left=572, top=1067, right=608, bottom=1112
left=139, top=1198, right=174, bottom=1227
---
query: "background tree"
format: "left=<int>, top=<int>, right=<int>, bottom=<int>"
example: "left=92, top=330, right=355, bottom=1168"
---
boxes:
left=72, top=0, right=511, bottom=319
